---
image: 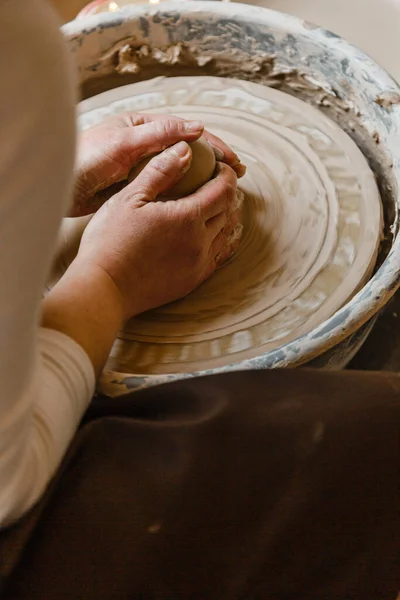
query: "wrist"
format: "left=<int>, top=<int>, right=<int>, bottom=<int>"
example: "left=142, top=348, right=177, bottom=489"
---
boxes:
left=42, top=259, right=125, bottom=377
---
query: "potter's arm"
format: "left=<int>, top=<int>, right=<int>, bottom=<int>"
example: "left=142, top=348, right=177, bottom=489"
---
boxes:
left=0, top=0, right=95, bottom=527
left=0, top=0, right=245, bottom=528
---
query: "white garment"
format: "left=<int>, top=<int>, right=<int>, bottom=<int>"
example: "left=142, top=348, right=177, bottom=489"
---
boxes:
left=0, top=0, right=95, bottom=526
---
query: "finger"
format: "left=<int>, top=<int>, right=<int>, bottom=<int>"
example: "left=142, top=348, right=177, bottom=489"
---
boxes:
left=216, top=241, right=239, bottom=268
left=201, top=131, right=247, bottom=178
left=121, top=141, right=192, bottom=204
left=123, top=119, right=203, bottom=166
left=117, top=112, right=185, bottom=128
left=199, top=243, right=238, bottom=284
left=90, top=112, right=183, bottom=129
left=199, top=260, right=218, bottom=286
left=226, top=222, right=244, bottom=249
left=115, top=113, right=247, bottom=177
left=209, top=221, right=244, bottom=260
left=200, top=224, right=244, bottom=283
left=205, top=205, right=241, bottom=241
left=209, top=231, right=226, bottom=259
left=205, top=211, right=228, bottom=239
left=131, top=114, right=246, bottom=177
left=183, top=162, right=238, bottom=222
left=222, top=207, right=242, bottom=238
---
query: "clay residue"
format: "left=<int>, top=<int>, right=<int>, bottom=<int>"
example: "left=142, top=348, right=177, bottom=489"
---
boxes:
left=375, top=92, right=400, bottom=109
left=96, top=40, right=363, bottom=124
left=100, top=38, right=275, bottom=78
left=100, top=38, right=349, bottom=104
left=103, top=39, right=213, bottom=75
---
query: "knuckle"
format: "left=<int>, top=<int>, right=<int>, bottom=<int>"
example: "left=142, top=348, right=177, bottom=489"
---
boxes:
left=122, top=112, right=137, bottom=126
left=227, top=183, right=238, bottom=203
left=176, top=119, right=189, bottom=135
left=148, top=154, right=172, bottom=177
left=221, top=180, right=237, bottom=209
left=123, top=184, right=148, bottom=204
left=155, top=118, right=177, bottom=142
left=218, top=186, right=233, bottom=211
left=182, top=203, right=201, bottom=227
left=224, top=177, right=237, bottom=195
left=214, top=165, right=236, bottom=190
left=173, top=204, right=197, bottom=233
left=219, top=161, right=237, bottom=180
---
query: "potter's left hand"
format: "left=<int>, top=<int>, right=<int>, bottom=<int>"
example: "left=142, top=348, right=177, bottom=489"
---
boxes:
left=71, top=112, right=246, bottom=217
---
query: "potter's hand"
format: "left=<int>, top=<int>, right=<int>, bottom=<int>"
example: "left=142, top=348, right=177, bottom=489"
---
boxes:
left=78, top=141, right=241, bottom=320
left=43, top=141, right=241, bottom=376
left=71, top=112, right=246, bottom=217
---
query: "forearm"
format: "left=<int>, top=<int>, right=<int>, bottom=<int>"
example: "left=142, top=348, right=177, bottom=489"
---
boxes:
left=42, top=260, right=125, bottom=377
left=0, top=0, right=91, bottom=526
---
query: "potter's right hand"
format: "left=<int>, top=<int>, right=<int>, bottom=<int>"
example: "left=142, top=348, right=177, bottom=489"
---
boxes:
left=76, top=141, right=242, bottom=321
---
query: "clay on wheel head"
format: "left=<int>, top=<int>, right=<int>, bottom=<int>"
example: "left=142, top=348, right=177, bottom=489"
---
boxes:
left=128, top=136, right=216, bottom=198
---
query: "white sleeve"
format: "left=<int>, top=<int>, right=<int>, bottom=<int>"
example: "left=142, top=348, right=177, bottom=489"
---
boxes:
left=0, top=0, right=95, bottom=527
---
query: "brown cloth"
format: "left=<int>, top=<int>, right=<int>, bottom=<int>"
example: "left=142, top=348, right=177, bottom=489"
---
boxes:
left=0, top=369, right=399, bottom=599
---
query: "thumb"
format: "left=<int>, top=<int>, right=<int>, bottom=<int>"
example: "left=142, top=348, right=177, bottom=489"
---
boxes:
left=124, top=142, right=192, bottom=204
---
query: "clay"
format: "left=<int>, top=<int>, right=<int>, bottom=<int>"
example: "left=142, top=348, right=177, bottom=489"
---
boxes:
left=375, top=92, right=400, bottom=109
left=90, top=39, right=355, bottom=113
left=72, top=75, right=383, bottom=377
left=104, top=41, right=214, bottom=75
left=128, top=136, right=216, bottom=198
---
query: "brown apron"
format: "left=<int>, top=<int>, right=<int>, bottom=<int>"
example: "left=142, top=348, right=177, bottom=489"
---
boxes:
left=0, top=369, right=399, bottom=599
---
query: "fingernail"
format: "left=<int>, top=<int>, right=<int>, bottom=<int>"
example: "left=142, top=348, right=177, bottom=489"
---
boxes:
left=169, top=141, right=190, bottom=158
left=212, top=146, right=225, bottom=161
left=235, top=163, right=247, bottom=177
left=181, top=160, right=192, bottom=175
left=185, top=121, right=204, bottom=133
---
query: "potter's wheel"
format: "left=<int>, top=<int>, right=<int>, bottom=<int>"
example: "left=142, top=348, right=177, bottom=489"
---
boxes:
left=74, top=75, right=382, bottom=375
